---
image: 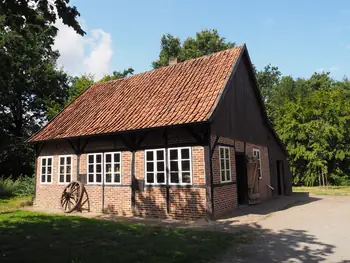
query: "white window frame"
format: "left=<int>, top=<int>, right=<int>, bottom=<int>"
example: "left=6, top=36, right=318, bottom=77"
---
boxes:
left=219, top=146, right=232, bottom=183
left=58, top=155, right=73, bottom=184
left=144, top=149, right=166, bottom=185
left=253, top=149, right=262, bottom=179
left=40, top=156, right=53, bottom=184
left=104, top=152, right=122, bottom=185
left=168, top=147, right=192, bottom=185
left=87, top=153, right=103, bottom=185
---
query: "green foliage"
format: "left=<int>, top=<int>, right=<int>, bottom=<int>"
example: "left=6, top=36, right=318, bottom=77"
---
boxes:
left=0, top=4, right=74, bottom=178
left=0, top=176, right=34, bottom=197
left=257, top=67, right=350, bottom=186
left=152, top=29, right=235, bottom=69
left=98, top=68, right=134, bottom=83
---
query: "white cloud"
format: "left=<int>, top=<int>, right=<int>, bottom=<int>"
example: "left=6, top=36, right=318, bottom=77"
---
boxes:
left=53, top=19, right=113, bottom=81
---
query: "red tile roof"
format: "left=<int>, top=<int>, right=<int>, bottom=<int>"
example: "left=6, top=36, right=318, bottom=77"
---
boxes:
left=28, top=45, right=244, bottom=142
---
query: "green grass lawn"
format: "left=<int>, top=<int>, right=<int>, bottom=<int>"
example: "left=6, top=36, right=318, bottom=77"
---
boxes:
left=0, top=205, right=248, bottom=263
left=293, top=186, right=350, bottom=196
left=0, top=195, right=33, bottom=212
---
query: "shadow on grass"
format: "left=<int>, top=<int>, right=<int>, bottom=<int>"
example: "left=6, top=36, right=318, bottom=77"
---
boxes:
left=0, top=210, right=336, bottom=263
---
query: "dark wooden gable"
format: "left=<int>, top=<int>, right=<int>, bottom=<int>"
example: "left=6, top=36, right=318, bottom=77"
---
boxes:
left=210, top=49, right=292, bottom=196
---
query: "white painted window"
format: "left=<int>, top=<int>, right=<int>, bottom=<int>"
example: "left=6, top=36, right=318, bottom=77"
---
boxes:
left=40, top=156, right=53, bottom=184
left=104, top=152, right=121, bottom=184
left=87, top=153, right=103, bottom=184
left=168, top=147, right=192, bottom=185
left=219, top=147, right=231, bottom=183
left=145, top=149, right=166, bottom=185
left=253, top=149, right=262, bottom=179
left=58, top=155, right=73, bottom=184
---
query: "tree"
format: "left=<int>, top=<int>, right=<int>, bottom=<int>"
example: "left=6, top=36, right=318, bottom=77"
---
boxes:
left=98, top=68, right=134, bottom=83
left=152, top=29, right=235, bottom=69
left=0, top=0, right=85, bottom=36
left=45, top=74, right=95, bottom=120
left=0, top=4, right=78, bottom=178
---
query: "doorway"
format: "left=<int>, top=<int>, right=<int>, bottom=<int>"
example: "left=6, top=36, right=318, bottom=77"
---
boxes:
left=276, top=160, right=284, bottom=195
left=235, top=153, right=248, bottom=205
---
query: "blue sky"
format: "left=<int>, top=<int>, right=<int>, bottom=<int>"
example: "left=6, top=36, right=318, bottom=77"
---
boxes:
left=55, top=0, right=350, bottom=80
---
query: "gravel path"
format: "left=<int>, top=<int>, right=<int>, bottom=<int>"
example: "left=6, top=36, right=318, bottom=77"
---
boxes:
left=218, top=195, right=350, bottom=263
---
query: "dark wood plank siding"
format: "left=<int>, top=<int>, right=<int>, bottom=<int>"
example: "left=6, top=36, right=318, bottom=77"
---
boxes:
left=211, top=52, right=292, bottom=196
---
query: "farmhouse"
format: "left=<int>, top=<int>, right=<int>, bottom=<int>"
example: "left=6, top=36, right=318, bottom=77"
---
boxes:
left=28, top=44, right=292, bottom=219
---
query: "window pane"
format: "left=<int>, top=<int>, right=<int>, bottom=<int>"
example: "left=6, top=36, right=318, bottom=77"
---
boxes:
left=60, top=174, right=64, bottom=182
left=105, top=164, right=112, bottom=173
left=114, top=173, right=120, bottom=183
left=170, top=172, right=179, bottom=183
left=157, top=161, right=164, bottom=171
left=96, top=174, right=102, bottom=183
left=114, top=153, right=120, bottom=163
left=66, top=174, right=71, bottom=183
left=114, top=164, right=120, bottom=173
left=88, top=174, right=94, bottom=182
left=89, top=155, right=94, bottom=163
left=41, top=175, right=45, bottom=182
left=96, top=154, right=102, bottom=163
left=41, top=167, right=46, bottom=174
left=225, top=160, right=230, bottom=170
left=221, top=171, right=226, bottom=182
left=66, top=165, right=71, bottom=174
left=105, top=154, right=111, bottom=163
left=170, top=149, right=178, bottom=160
left=106, top=173, right=112, bottom=183
left=60, top=157, right=65, bottom=165
left=226, top=170, right=231, bottom=181
left=42, top=158, right=46, bottom=166
left=67, top=157, right=71, bottom=165
left=88, top=165, right=94, bottom=173
left=146, top=151, right=153, bottom=161
left=182, top=172, right=191, bottom=183
left=225, top=149, right=229, bottom=158
left=47, top=166, right=52, bottom=174
left=47, top=175, right=51, bottom=183
left=96, top=164, right=102, bottom=173
left=181, top=148, right=190, bottom=159
left=157, top=173, right=165, bottom=183
left=156, top=150, right=164, bottom=160
left=48, top=158, right=52, bottom=165
left=220, top=148, right=224, bottom=157
left=146, top=162, right=154, bottom=172
left=182, top=160, right=190, bottom=171
left=146, top=173, right=154, bottom=183
left=170, top=161, right=178, bottom=171
left=220, top=159, right=225, bottom=170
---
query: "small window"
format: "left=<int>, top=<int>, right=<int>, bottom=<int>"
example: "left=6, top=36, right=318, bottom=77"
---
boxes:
left=58, top=155, right=73, bottom=184
left=40, top=156, right=53, bottom=184
left=168, top=147, right=192, bottom=185
left=87, top=153, right=103, bottom=184
left=219, top=147, right=231, bottom=183
left=145, top=149, right=166, bottom=185
left=253, top=149, right=262, bottom=179
left=104, top=152, right=121, bottom=184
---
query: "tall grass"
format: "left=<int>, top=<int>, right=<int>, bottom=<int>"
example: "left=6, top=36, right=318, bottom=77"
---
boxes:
left=0, top=176, right=35, bottom=197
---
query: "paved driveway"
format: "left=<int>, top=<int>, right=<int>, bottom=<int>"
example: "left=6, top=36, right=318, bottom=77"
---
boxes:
left=219, top=195, right=350, bottom=263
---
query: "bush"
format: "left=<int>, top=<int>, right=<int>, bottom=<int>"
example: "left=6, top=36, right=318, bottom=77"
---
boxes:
left=0, top=176, right=35, bottom=197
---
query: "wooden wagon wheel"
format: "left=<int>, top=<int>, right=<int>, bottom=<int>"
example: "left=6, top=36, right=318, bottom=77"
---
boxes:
left=61, top=181, right=84, bottom=213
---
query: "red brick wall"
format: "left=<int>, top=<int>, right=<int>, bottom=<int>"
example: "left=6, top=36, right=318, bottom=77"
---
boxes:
left=35, top=142, right=206, bottom=219
left=211, top=136, right=238, bottom=218
left=135, top=146, right=206, bottom=219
